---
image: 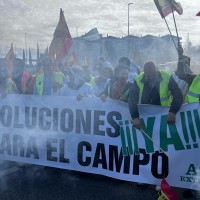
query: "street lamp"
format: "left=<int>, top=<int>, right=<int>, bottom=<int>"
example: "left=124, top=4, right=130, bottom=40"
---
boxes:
left=128, top=3, right=133, bottom=36
left=25, top=33, right=28, bottom=65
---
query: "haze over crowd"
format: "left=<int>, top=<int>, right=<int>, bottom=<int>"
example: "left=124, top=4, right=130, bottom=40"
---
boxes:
left=0, top=0, right=199, bottom=50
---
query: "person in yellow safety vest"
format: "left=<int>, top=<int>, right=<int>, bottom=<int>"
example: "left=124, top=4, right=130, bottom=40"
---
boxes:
left=128, top=61, right=183, bottom=130
left=176, top=44, right=199, bottom=103
left=0, top=59, right=18, bottom=95
left=82, top=65, right=95, bottom=85
left=33, top=56, right=64, bottom=95
left=169, top=44, right=198, bottom=199
left=57, top=63, right=67, bottom=84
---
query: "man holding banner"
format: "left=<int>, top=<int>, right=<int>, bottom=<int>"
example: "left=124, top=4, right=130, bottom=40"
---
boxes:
left=128, top=61, right=183, bottom=192
left=128, top=61, right=183, bottom=130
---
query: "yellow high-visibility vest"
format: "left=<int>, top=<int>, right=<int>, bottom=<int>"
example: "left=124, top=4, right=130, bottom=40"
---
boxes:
left=185, top=74, right=200, bottom=103
left=35, top=73, right=44, bottom=95
left=55, top=72, right=65, bottom=85
left=6, top=79, right=15, bottom=93
left=134, top=70, right=171, bottom=106
left=36, top=72, right=64, bottom=95
left=89, top=76, right=95, bottom=85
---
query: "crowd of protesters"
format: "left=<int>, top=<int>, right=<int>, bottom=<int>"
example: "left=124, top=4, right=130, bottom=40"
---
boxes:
left=0, top=45, right=193, bottom=107
left=0, top=44, right=197, bottom=198
left=0, top=55, right=141, bottom=102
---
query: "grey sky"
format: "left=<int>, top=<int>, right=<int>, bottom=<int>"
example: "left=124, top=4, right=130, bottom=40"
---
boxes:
left=0, top=0, right=199, bottom=51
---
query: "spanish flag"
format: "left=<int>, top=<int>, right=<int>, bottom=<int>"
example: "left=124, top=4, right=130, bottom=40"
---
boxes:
left=154, top=0, right=183, bottom=18
left=158, top=178, right=179, bottom=200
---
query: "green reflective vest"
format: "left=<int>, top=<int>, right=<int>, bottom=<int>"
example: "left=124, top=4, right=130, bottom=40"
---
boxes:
left=89, top=76, right=95, bottom=85
left=36, top=72, right=64, bottom=95
left=55, top=72, right=65, bottom=85
left=135, top=71, right=171, bottom=106
left=185, top=74, right=200, bottom=103
left=6, top=79, right=15, bottom=93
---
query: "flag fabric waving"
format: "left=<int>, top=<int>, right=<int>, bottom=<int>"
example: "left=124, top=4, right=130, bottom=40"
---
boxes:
left=49, top=8, right=73, bottom=63
left=196, top=11, right=200, bottom=16
left=82, top=28, right=101, bottom=41
left=154, top=0, right=183, bottom=18
left=158, top=178, right=179, bottom=200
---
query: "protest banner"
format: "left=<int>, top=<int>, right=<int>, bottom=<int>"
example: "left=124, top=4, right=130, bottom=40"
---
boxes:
left=0, top=95, right=199, bottom=190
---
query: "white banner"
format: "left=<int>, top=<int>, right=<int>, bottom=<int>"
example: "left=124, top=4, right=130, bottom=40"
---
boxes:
left=0, top=94, right=199, bottom=190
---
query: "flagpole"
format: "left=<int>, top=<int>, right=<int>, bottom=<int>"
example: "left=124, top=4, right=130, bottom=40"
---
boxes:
left=25, top=33, right=28, bottom=66
left=163, top=18, right=178, bottom=51
left=171, top=5, right=181, bottom=46
left=140, top=129, right=169, bottom=158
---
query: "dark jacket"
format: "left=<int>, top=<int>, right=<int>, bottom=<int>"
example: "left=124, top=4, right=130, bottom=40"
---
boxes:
left=105, top=79, right=132, bottom=103
left=128, top=71, right=183, bottom=119
left=176, top=60, right=196, bottom=86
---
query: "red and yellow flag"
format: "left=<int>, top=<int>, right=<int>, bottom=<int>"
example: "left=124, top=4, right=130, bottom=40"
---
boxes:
left=49, top=8, right=73, bottom=64
left=158, top=178, right=179, bottom=200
